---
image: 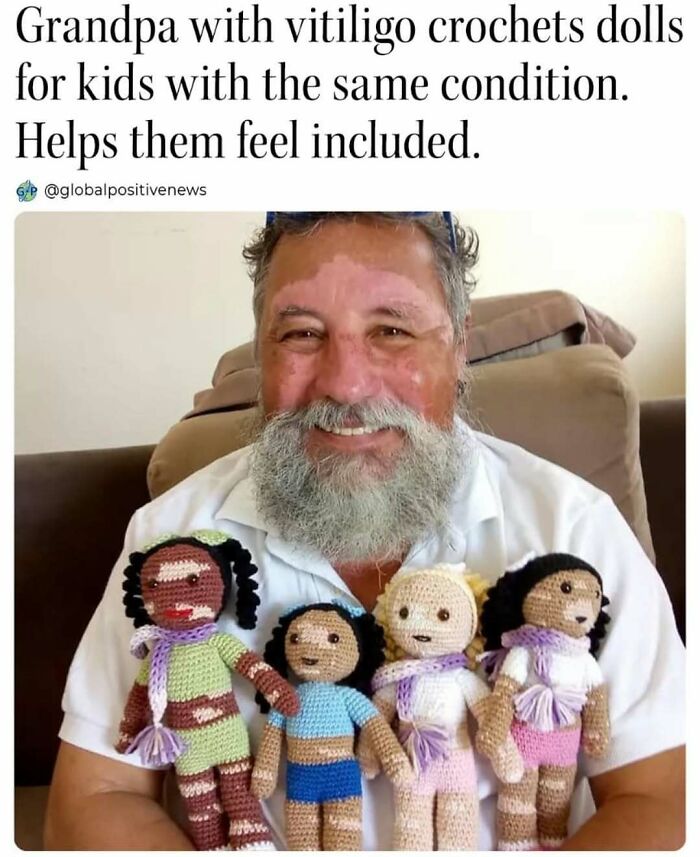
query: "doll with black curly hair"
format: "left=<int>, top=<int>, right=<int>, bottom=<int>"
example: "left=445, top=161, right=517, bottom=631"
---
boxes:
left=250, top=601, right=413, bottom=850
left=477, top=553, right=612, bottom=851
left=116, top=530, right=299, bottom=851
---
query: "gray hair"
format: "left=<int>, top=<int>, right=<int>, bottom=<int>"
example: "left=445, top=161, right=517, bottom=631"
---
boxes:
left=242, top=212, right=478, bottom=350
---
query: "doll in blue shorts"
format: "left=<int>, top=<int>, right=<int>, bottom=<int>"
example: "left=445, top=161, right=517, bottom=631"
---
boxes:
left=250, top=601, right=413, bottom=850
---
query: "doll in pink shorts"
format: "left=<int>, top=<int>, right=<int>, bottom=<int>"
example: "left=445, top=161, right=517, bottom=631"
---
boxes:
left=360, top=564, right=524, bottom=850
left=478, top=553, right=611, bottom=850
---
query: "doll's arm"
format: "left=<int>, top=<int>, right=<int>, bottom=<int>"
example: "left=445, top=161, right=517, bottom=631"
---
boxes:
left=250, top=719, right=285, bottom=800
left=115, top=661, right=150, bottom=753
left=462, top=671, right=524, bottom=783
left=357, top=687, right=396, bottom=779
left=361, top=714, right=413, bottom=786
left=581, top=682, right=610, bottom=758
left=214, top=632, right=299, bottom=716
left=475, top=649, right=526, bottom=762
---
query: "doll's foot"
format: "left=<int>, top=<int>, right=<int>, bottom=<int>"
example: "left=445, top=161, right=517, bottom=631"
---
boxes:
left=497, top=839, right=539, bottom=851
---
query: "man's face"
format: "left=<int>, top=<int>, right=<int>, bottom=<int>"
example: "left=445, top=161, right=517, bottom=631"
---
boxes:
left=258, top=219, right=464, bottom=470
left=251, top=218, right=470, bottom=564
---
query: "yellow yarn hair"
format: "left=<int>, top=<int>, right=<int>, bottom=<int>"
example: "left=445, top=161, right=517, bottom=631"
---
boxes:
left=375, top=565, right=491, bottom=669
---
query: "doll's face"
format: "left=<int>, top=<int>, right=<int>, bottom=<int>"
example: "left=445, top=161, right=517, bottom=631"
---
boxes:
left=522, top=569, right=603, bottom=637
left=386, top=573, right=477, bottom=658
left=140, top=544, right=224, bottom=631
left=284, top=609, right=360, bottom=683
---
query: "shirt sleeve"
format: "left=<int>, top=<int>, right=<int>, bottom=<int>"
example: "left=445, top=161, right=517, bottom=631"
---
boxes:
left=340, top=686, right=378, bottom=727
left=267, top=709, right=286, bottom=731
left=500, top=647, right=530, bottom=686
left=567, top=494, right=685, bottom=778
left=59, top=513, right=167, bottom=770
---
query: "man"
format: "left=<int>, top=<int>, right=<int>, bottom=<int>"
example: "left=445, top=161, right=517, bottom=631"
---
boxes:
left=45, top=212, right=685, bottom=849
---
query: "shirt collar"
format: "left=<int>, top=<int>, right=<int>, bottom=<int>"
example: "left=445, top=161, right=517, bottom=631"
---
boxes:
left=214, top=421, right=500, bottom=582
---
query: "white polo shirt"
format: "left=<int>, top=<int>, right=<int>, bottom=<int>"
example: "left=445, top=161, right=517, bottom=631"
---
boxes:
left=60, top=428, right=685, bottom=850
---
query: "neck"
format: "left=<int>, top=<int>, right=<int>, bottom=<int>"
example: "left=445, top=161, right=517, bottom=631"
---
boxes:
left=333, top=557, right=404, bottom=611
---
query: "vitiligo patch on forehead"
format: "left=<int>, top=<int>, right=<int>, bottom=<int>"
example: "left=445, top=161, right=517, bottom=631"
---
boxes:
left=270, top=256, right=450, bottom=327
left=155, top=559, right=212, bottom=582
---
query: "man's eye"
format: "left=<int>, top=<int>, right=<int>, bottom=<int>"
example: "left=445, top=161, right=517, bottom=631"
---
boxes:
left=378, top=326, right=410, bottom=338
left=146, top=579, right=159, bottom=590
left=282, top=329, right=321, bottom=341
left=186, top=573, right=200, bottom=586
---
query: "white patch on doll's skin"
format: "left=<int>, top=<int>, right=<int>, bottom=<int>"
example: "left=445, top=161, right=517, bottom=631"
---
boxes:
left=156, top=559, right=212, bottom=582
left=192, top=706, right=225, bottom=723
left=527, top=590, right=553, bottom=601
left=174, top=602, right=216, bottom=620
left=143, top=600, right=154, bottom=613
left=293, top=620, right=341, bottom=649
left=564, top=598, right=596, bottom=631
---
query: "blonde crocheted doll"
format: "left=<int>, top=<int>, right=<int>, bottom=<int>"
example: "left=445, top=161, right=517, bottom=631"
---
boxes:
left=361, top=563, right=524, bottom=850
left=477, top=553, right=611, bottom=850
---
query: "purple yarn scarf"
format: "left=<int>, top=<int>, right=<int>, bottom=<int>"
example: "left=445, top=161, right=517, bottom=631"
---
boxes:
left=372, top=653, right=468, bottom=772
left=480, top=624, right=590, bottom=731
left=126, top=622, right=218, bottom=765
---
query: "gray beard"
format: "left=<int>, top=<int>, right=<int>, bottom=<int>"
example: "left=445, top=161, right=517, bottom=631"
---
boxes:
left=250, top=399, right=471, bottom=565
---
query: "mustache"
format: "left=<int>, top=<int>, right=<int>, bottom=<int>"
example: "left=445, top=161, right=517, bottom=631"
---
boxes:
left=261, top=398, right=428, bottom=435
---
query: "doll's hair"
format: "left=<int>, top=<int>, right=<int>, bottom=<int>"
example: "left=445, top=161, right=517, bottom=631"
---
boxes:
left=122, top=532, right=260, bottom=630
left=374, top=565, right=491, bottom=668
left=480, top=553, right=611, bottom=658
left=257, top=602, right=386, bottom=713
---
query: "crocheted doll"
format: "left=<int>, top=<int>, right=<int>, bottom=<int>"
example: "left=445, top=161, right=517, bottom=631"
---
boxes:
left=250, top=600, right=413, bottom=850
left=116, top=530, right=299, bottom=851
left=477, top=553, right=611, bottom=851
left=362, top=563, right=524, bottom=850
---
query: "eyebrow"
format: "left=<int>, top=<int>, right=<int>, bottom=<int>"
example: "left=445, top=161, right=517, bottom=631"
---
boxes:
left=275, top=305, right=323, bottom=321
left=275, top=303, right=422, bottom=321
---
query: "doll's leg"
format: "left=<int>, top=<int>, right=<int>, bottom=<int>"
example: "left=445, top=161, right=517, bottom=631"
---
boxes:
left=496, top=768, right=539, bottom=850
left=436, top=749, right=479, bottom=850
left=393, top=787, right=434, bottom=850
left=286, top=800, right=321, bottom=850
left=218, top=757, right=273, bottom=850
left=322, top=797, right=363, bottom=850
left=176, top=768, right=229, bottom=850
left=536, top=764, right=577, bottom=849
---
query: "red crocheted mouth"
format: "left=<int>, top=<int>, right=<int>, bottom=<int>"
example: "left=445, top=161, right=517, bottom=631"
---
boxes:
left=164, top=608, right=193, bottom=619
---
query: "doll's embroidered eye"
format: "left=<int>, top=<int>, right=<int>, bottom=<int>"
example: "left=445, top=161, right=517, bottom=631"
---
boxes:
left=186, top=573, right=200, bottom=585
left=561, top=581, right=572, bottom=594
left=289, top=633, right=300, bottom=644
left=146, top=579, right=158, bottom=590
left=328, top=633, right=340, bottom=644
left=437, top=608, right=450, bottom=621
left=399, top=606, right=409, bottom=619
left=595, top=589, right=601, bottom=599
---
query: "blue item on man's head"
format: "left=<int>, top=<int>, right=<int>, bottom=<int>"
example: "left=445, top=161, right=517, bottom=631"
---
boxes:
left=265, top=211, right=457, bottom=253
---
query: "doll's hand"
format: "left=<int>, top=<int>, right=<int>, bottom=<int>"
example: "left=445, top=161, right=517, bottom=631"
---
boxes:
left=114, top=730, right=135, bottom=755
left=383, top=751, right=414, bottom=788
left=357, top=729, right=381, bottom=780
left=250, top=762, right=276, bottom=800
left=488, top=734, right=524, bottom=784
left=476, top=719, right=509, bottom=761
left=582, top=729, right=610, bottom=759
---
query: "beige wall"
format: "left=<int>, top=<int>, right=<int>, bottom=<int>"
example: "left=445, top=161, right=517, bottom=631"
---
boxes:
left=15, top=211, right=685, bottom=454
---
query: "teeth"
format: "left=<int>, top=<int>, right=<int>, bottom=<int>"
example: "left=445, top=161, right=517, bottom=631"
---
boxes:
left=318, top=426, right=380, bottom=437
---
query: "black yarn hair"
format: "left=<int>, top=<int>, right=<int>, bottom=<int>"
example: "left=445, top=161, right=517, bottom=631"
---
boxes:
left=480, top=553, right=611, bottom=659
left=256, top=602, right=386, bottom=713
left=122, top=535, right=260, bottom=630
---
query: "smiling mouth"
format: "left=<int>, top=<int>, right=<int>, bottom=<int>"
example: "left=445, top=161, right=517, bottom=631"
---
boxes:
left=301, top=657, right=319, bottom=666
left=316, top=425, right=384, bottom=437
left=413, top=635, right=432, bottom=642
left=164, top=608, right=192, bottom=619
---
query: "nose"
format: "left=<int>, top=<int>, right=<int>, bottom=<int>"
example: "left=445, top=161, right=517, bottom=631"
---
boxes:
left=575, top=616, right=587, bottom=624
left=311, top=336, right=383, bottom=405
